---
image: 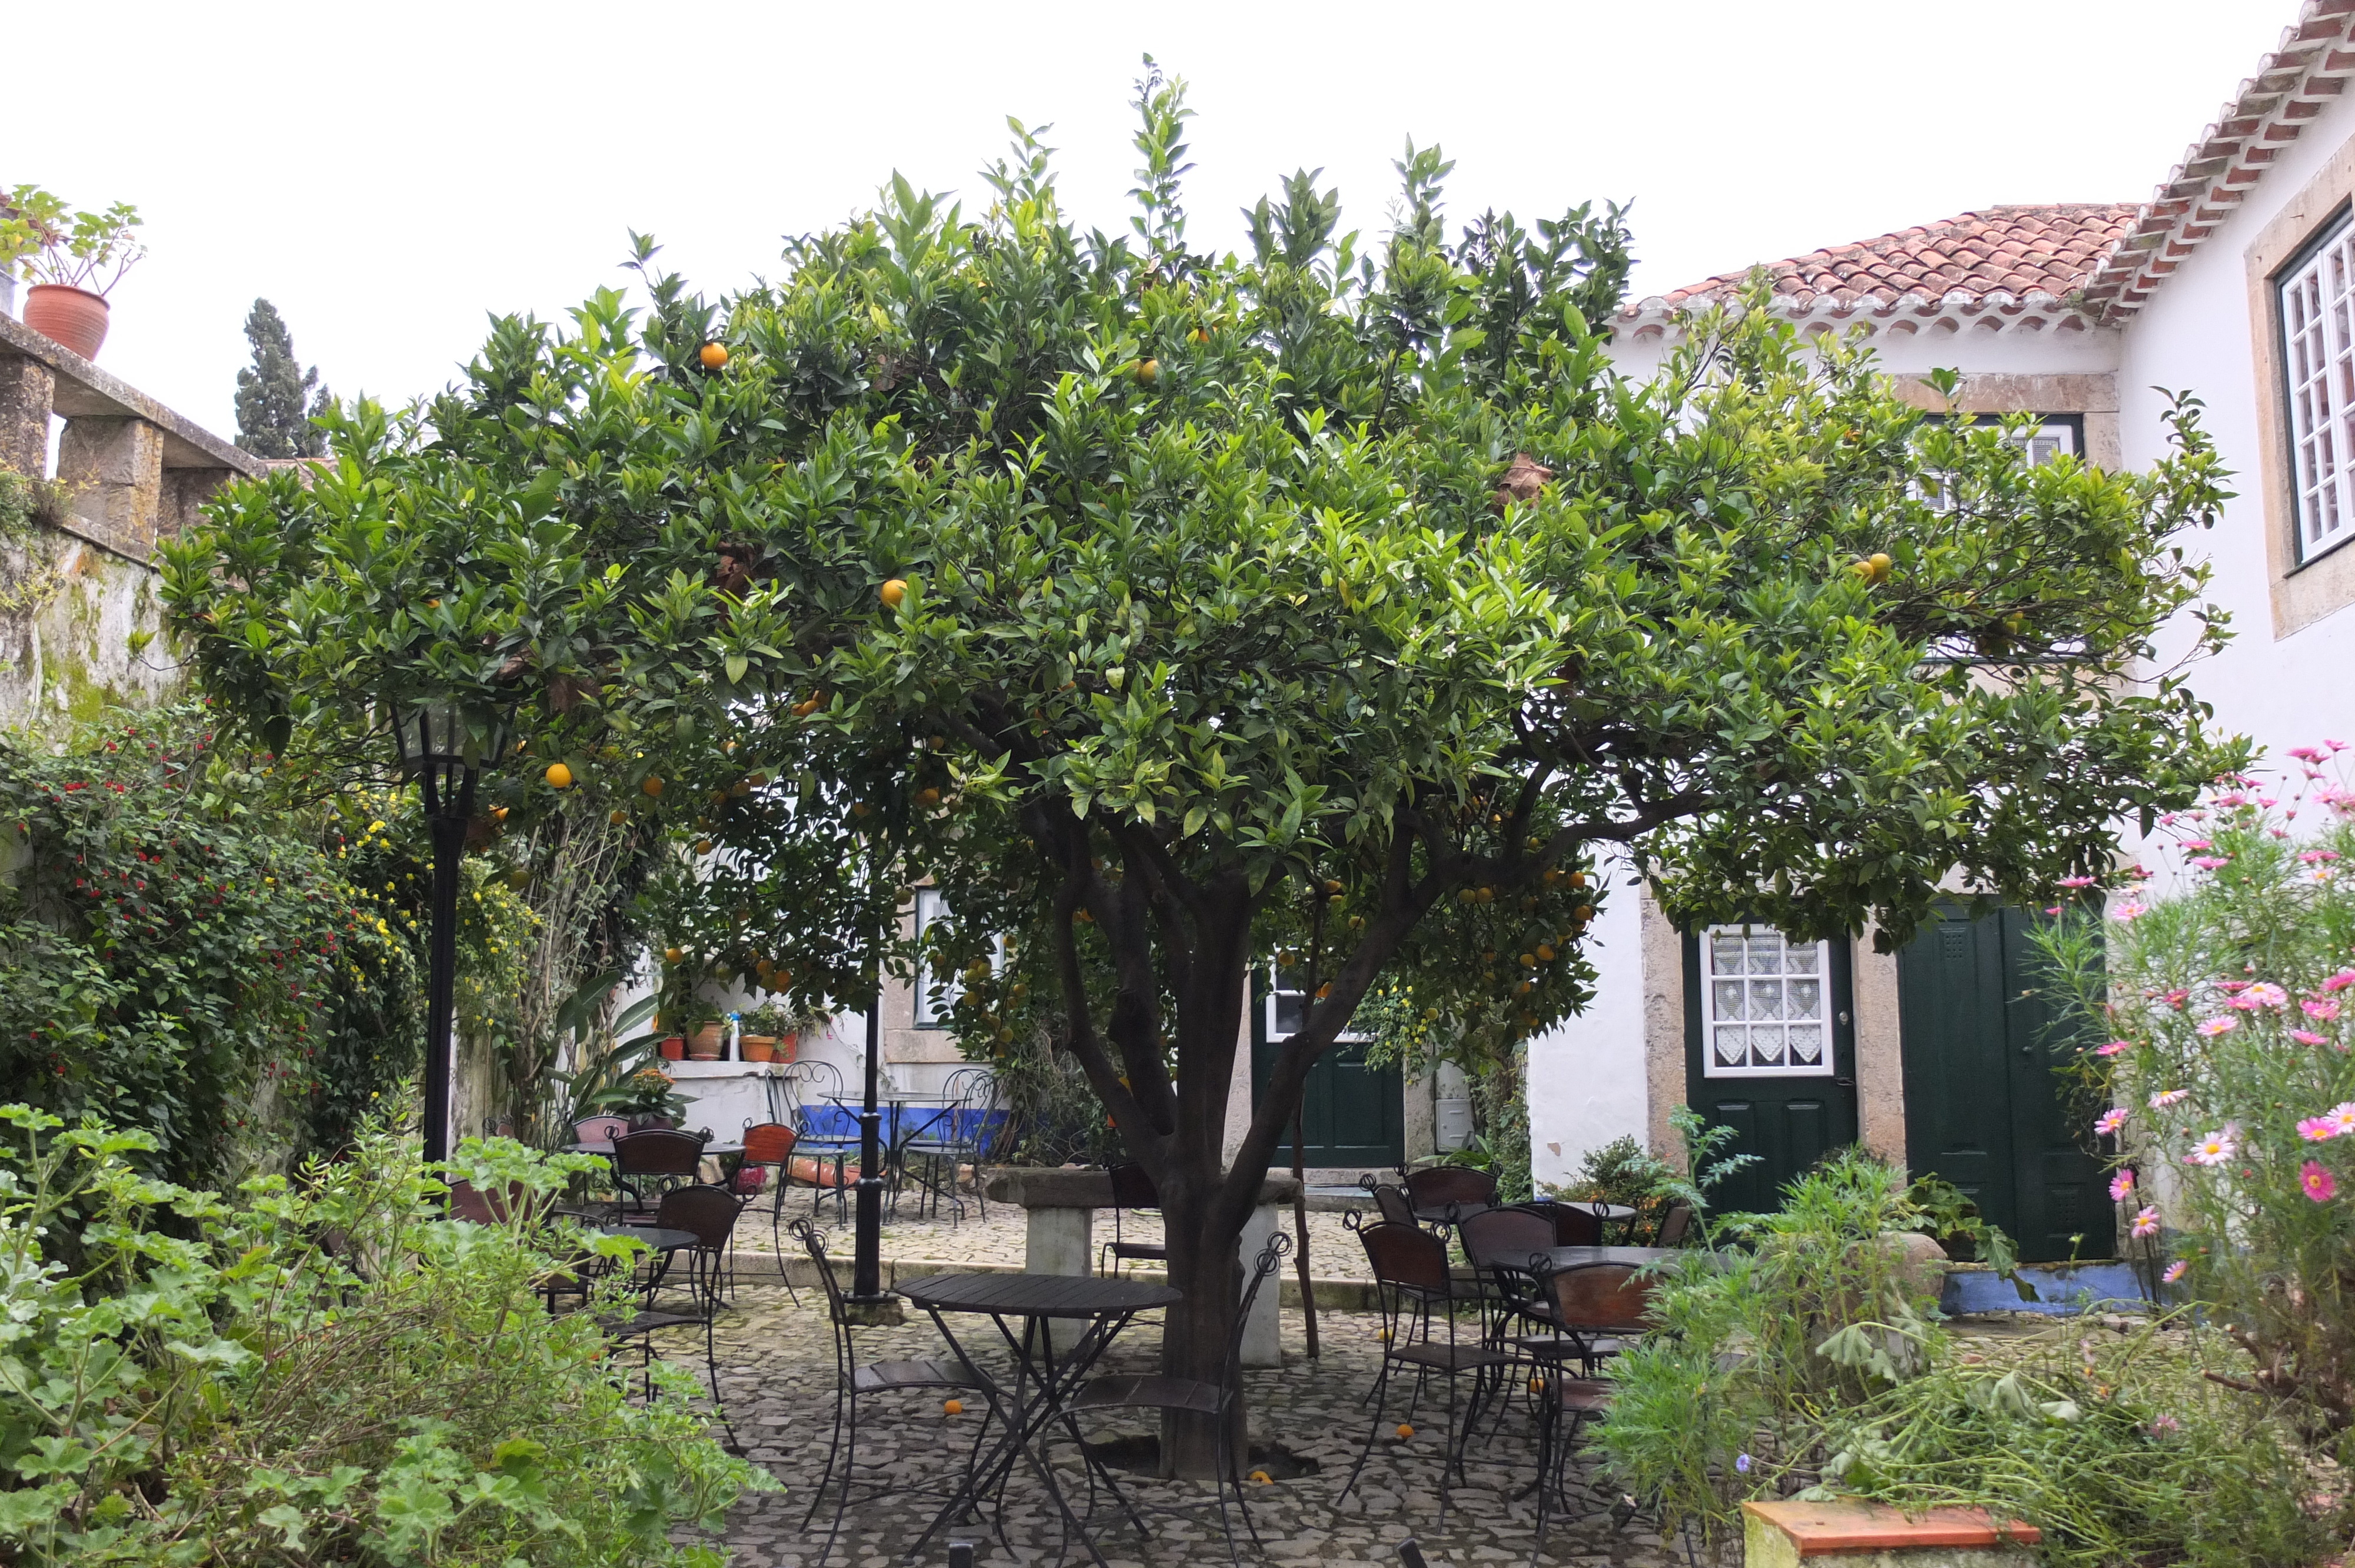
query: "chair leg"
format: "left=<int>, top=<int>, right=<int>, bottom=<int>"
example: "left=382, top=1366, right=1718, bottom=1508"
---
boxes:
left=814, top=1386, right=857, bottom=1567
left=804, top=1379, right=847, bottom=1530
left=1339, top=1353, right=1394, bottom=1504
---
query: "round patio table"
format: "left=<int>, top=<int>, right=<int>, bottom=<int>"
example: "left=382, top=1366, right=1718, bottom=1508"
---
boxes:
left=897, top=1271, right=1179, bottom=1568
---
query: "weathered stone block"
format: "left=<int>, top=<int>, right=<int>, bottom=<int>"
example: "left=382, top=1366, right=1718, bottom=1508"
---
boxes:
left=57, top=416, right=164, bottom=556
left=0, top=356, right=52, bottom=479
left=1742, top=1499, right=2040, bottom=1568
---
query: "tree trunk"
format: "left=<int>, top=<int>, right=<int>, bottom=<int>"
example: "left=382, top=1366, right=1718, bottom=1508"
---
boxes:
left=1156, top=1170, right=1247, bottom=1479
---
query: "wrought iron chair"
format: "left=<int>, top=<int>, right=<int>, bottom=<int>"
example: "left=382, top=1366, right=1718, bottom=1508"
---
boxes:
left=902, top=1066, right=999, bottom=1223
left=778, top=1061, right=861, bottom=1222
left=1339, top=1221, right=1511, bottom=1530
left=1057, top=1231, right=1292, bottom=1568
left=1459, top=1204, right=1560, bottom=1344
left=1403, top=1163, right=1497, bottom=1221
left=1652, top=1198, right=1695, bottom=1248
left=1530, top=1199, right=1604, bottom=1247
left=1526, top=1260, right=1659, bottom=1554
left=610, top=1127, right=705, bottom=1217
left=1097, top=1162, right=1168, bottom=1278
left=572, top=1114, right=631, bottom=1144
left=1363, top=1180, right=1419, bottom=1230
left=794, top=1217, right=991, bottom=1567
left=654, top=1182, right=748, bottom=1307
left=735, top=1121, right=802, bottom=1301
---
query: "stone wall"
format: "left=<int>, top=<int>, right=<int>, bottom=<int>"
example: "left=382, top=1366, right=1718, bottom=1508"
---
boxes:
left=0, top=311, right=260, bottom=736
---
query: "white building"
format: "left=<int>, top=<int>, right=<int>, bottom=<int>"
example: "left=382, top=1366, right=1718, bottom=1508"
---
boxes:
left=1538, top=0, right=2355, bottom=1258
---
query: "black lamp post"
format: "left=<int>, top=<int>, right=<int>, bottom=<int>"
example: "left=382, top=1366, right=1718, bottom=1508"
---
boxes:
left=390, top=699, right=509, bottom=1165
left=847, top=752, right=910, bottom=1308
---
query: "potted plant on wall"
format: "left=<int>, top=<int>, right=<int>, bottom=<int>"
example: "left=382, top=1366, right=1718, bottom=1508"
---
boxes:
left=1, top=184, right=146, bottom=361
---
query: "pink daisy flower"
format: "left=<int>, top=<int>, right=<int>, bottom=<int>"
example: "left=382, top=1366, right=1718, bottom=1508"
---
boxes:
left=2095, top=1039, right=2135, bottom=1058
left=2058, top=875, right=2099, bottom=889
left=2191, top=856, right=2233, bottom=871
left=2294, top=1029, right=2331, bottom=1046
left=2113, top=901, right=2148, bottom=922
left=2162, top=988, right=2190, bottom=1009
left=2305, top=998, right=2342, bottom=1021
left=2095, top=1108, right=2130, bottom=1136
left=2197, top=1016, right=2238, bottom=1037
left=2150, top=1089, right=2190, bottom=1109
left=2131, top=1206, right=2162, bottom=1236
left=2180, top=839, right=2213, bottom=851
left=2162, top=1261, right=2188, bottom=1283
left=2304, top=1162, right=2339, bottom=1203
left=2184, top=1127, right=2238, bottom=1166
left=2323, top=970, right=2355, bottom=994
left=2237, top=982, right=2288, bottom=1009
left=2109, top=1170, right=2134, bottom=1202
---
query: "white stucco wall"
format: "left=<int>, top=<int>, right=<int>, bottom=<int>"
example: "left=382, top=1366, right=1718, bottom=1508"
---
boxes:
left=2113, top=81, right=2355, bottom=896
left=1525, top=846, right=1650, bottom=1189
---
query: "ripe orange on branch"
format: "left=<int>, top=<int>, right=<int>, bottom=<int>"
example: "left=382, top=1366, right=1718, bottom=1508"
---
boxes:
left=698, top=342, right=728, bottom=369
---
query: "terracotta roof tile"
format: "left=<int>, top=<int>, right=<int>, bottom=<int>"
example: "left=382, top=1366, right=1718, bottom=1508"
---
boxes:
left=1638, top=204, right=2140, bottom=313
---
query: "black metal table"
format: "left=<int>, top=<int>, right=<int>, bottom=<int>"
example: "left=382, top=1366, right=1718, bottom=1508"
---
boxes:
left=1533, top=1244, right=1685, bottom=1270
left=898, top=1271, right=1181, bottom=1567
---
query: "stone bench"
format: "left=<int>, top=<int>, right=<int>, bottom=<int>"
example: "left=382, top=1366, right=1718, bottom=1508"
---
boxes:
left=984, top=1168, right=1300, bottom=1363
left=1743, top=1499, right=2041, bottom=1568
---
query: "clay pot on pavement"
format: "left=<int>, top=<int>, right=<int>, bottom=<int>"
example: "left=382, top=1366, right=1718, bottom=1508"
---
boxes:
left=22, top=286, right=109, bottom=360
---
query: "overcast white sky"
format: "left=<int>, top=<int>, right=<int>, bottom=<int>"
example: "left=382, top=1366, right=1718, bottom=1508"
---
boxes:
left=12, top=0, right=2302, bottom=441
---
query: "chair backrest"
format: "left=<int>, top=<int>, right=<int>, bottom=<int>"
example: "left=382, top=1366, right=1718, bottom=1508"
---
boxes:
left=1107, top=1162, right=1159, bottom=1211
left=1368, top=1184, right=1417, bottom=1229
left=741, top=1121, right=798, bottom=1166
left=792, top=1214, right=854, bottom=1328
left=446, top=1180, right=498, bottom=1224
left=1544, top=1261, right=1654, bottom=1334
left=1654, top=1199, right=1694, bottom=1248
left=1460, top=1204, right=1556, bottom=1270
left=1220, top=1230, right=1293, bottom=1389
left=613, top=1128, right=705, bottom=1176
left=1541, top=1201, right=1604, bottom=1247
left=1358, top=1220, right=1451, bottom=1294
left=572, top=1115, right=630, bottom=1144
left=1405, top=1164, right=1497, bottom=1211
left=656, top=1183, right=745, bottom=1253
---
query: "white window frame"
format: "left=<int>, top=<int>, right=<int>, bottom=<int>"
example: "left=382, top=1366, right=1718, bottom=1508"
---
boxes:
left=913, top=889, right=1001, bottom=1028
left=1699, top=924, right=1835, bottom=1079
left=1265, top=963, right=1372, bottom=1044
left=2279, top=214, right=2355, bottom=564
left=1922, top=418, right=2078, bottom=512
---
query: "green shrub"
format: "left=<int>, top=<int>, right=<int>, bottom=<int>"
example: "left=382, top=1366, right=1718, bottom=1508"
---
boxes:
left=0, top=1105, right=769, bottom=1564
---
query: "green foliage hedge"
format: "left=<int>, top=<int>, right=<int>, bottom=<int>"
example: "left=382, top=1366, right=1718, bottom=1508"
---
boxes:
left=0, top=1107, right=767, bottom=1564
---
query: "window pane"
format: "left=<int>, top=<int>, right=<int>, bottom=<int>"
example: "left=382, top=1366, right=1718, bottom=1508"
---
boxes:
left=1273, top=992, right=1306, bottom=1035
left=1713, top=979, right=1746, bottom=1021
left=1714, top=1026, right=1747, bottom=1067
left=1783, top=942, right=1818, bottom=974
left=1748, top=935, right=1781, bottom=974
left=1711, top=935, right=1746, bottom=975
left=1789, top=1024, right=1825, bottom=1065
left=1749, top=1025, right=1786, bottom=1064
left=1787, top=978, right=1821, bottom=1019
left=1752, top=979, right=1783, bottom=1019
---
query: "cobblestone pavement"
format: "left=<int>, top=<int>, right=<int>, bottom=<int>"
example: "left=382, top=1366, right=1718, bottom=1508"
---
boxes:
left=684, top=1283, right=1722, bottom=1568
left=731, top=1190, right=1379, bottom=1284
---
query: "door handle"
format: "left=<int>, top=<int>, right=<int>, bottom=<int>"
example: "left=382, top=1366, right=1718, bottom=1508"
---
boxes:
left=1833, top=1075, right=1856, bottom=1088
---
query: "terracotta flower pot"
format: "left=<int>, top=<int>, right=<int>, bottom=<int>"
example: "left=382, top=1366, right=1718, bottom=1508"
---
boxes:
left=773, top=1032, right=799, bottom=1065
left=23, top=285, right=109, bottom=361
left=657, top=1035, right=686, bottom=1061
left=739, top=1034, right=776, bottom=1063
left=687, top=1023, right=725, bottom=1060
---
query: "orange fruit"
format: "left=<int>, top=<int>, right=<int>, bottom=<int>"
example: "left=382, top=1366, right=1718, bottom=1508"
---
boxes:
left=490, top=806, right=509, bottom=822
left=609, top=809, right=628, bottom=825
left=544, top=763, right=573, bottom=789
left=943, top=1398, right=964, bottom=1416
left=881, top=579, right=908, bottom=609
left=664, top=947, right=684, bottom=964
left=792, top=696, right=822, bottom=718
left=916, top=787, right=941, bottom=806
left=1136, top=358, right=1159, bottom=386
left=695, top=839, right=714, bottom=855
left=1537, top=944, right=1555, bottom=961
left=642, top=776, right=665, bottom=798
left=1193, top=328, right=1211, bottom=344
left=1573, top=904, right=1595, bottom=922
left=1396, top=1423, right=1414, bottom=1439
left=699, top=342, right=728, bottom=370
left=1249, top=1469, right=1272, bottom=1484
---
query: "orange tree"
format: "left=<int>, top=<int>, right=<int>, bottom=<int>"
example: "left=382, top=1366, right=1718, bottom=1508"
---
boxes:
left=161, top=70, right=2237, bottom=1466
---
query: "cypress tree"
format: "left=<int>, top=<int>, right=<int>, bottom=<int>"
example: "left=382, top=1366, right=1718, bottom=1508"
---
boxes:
left=233, top=299, right=329, bottom=459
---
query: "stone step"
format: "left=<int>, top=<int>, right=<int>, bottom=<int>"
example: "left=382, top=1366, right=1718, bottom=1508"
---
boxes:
left=1743, top=1499, right=2040, bottom=1567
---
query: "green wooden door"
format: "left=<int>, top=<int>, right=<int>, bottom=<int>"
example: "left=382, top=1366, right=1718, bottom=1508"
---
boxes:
left=1251, top=972, right=1404, bottom=1171
left=1682, top=926, right=1860, bottom=1217
left=1898, top=905, right=2106, bottom=1263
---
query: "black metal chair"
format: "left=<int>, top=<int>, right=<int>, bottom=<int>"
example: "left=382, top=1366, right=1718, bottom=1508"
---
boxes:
left=1527, top=1261, right=1657, bottom=1556
left=1530, top=1199, right=1604, bottom=1247
left=1653, top=1198, right=1695, bottom=1248
left=589, top=1217, right=738, bottom=1451
left=654, top=1183, right=747, bottom=1307
left=1339, top=1221, right=1512, bottom=1529
left=1459, top=1204, right=1560, bottom=1346
left=1404, top=1163, right=1497, bottom=1220
left=1057, top=1231, right=1292, bottom=1568
left=1098, top=1162, right=1169, bottom=1278
left=794, top=1217, right=991, bottom=1568
left=903, top=1066, right=999, bottom=1223
left=1364, top=1181, right=1418, bottom=1230
left=611, top=1127, right=705, bottom=1217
